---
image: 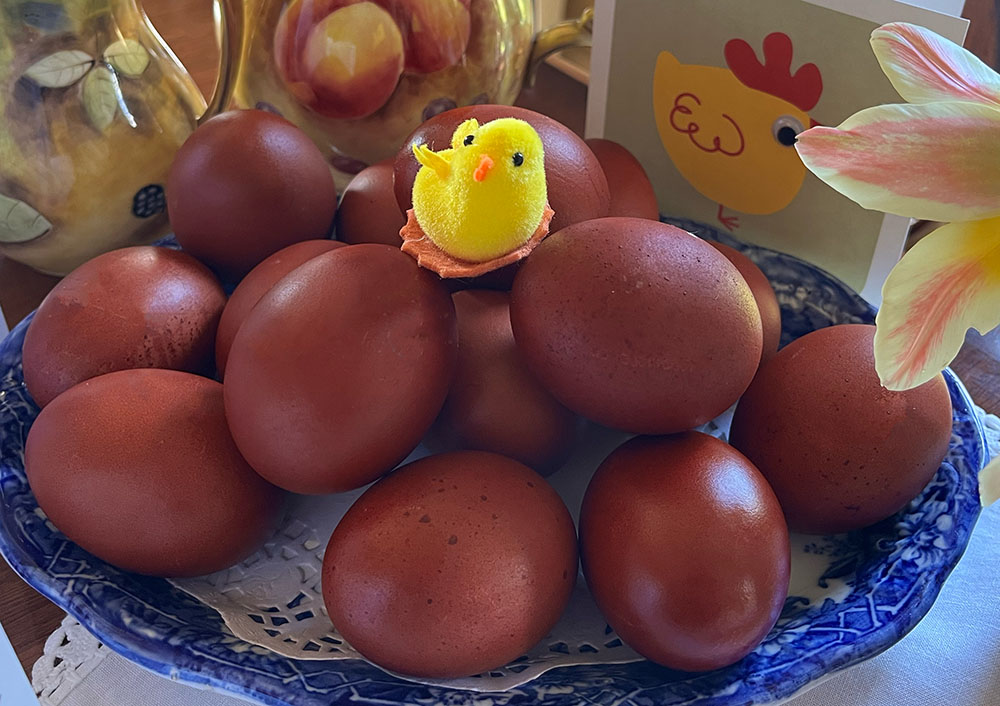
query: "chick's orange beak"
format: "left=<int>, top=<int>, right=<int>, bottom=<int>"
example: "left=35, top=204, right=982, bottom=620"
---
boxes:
left=473, top=154, right=494, bottom=182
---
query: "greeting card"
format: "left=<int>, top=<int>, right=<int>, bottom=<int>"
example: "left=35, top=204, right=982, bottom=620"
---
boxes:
left=587, top=0, right=968, bottom=302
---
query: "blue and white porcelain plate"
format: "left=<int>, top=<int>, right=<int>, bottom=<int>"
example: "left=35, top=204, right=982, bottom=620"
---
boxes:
left=0, top=225, right=988, bottom=706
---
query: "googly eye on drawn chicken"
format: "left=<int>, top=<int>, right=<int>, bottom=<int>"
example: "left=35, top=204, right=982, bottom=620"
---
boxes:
left=652, top=32, right=823, bottom=231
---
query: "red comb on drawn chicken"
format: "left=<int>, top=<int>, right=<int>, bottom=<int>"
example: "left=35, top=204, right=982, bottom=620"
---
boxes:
left=653, top=32, right=822, bottom=230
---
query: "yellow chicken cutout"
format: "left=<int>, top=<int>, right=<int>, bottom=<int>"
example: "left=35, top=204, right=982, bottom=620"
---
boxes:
left=652, top=33, right=822, bottom=230
left=402, top=117, right=553, bottom=277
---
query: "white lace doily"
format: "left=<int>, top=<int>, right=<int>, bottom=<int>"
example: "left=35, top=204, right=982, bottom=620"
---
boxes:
left=32, top=616, right=110, bottom=705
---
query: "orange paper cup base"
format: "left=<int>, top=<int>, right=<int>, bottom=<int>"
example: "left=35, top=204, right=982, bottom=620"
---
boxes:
left=399, top=205, right=555, bottom=278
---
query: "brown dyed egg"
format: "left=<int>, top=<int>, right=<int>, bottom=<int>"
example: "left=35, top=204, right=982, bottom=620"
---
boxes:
left=224, top=244, right=457, bottom=494
left=22, top=246, right=226, bottom=408
left=443, top=262, right=522, bottom=293
left=709, top=241, right=781, bottom=360
left=24, top=369, right=283, bottom=577
left=167, top=110, right=337, bottom=280
left=322, top=451, right=578, bottom=679
left=585, top=138, right=659, bottom=220
left=215, top=239, right=345, bottom=375
left=580, top=432, right=790, bottom=672
left=729, top=324, right=953, bottom=534
left=436, top=290, right=578, bottom=474
left=394, top=105, right=610, bottom=234
left=335, top=159, right=406, bottom=247
left=510, top=218, right=762, bottom=434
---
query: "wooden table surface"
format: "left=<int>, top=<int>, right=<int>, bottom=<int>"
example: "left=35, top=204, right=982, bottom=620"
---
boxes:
left=2, top=0, right=999, bottom=686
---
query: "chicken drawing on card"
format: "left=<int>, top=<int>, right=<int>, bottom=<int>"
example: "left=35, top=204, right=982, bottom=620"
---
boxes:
left=652, top=32, right=822, bottom=230
left=586, top=0, right=968, bottom=303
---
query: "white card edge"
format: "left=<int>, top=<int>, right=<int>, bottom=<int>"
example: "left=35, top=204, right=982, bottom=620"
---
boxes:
left=803, top=0, right=969, bottom=41
left=860, top=214, right=914, bottom=306
left=900, top=0, right=967, bottom=16
left=0, top=621, right=40, bottom=706
left=584, top=0, right=616, bottom=139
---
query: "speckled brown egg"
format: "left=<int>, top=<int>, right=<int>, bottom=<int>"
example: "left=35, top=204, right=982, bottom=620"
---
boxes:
left=322, top=451, right=578, bottom=679
left=335, top=159, right=406, bottom=247
left=24, top=369, right=284, bottom=577
left=709, top=241, right=781, bottom=361
left=22, top=246, right=226, bottom=407
left=510, top=218, right=762, bottom=434
left=585, top=138, right=659, bottom=220
left=224, top=244, right=457, bottom=494
left=443, top=263, right=520, bottom=294
left=167, top=110, right=337, bottom=281
left=215, top=239, right=345, bottom=375
left=394, top=105, right=610, bottom=234
left=580, top=432, right=789, bottom=672
left=729, top=324, right=953, bottom=534
left=436, top=290, right=578, bottom=474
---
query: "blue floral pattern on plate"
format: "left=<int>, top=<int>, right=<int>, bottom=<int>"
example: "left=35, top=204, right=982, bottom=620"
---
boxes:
left=0, top=225, right=987, bottom=705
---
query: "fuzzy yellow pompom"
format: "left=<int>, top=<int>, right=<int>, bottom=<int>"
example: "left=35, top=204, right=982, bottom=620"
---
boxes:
left=411, top=117, right=547, bottom=263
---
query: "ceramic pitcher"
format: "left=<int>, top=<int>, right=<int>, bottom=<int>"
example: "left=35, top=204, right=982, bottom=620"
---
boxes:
left=0, top=0, right=205, bottom=275
left=0, top=0, right=590, bottom=275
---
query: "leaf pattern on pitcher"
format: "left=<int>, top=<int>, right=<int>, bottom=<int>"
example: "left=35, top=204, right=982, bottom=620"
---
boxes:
left=0, top=194, right=52, bottom=243
left=104, top=39, right=149, bottom=78
left=22, top=50, right=94, bottom=87
left=81, top=65, right=118, bottom=131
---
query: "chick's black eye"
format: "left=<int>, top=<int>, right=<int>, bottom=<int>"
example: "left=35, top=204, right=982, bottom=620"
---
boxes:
left=463, top=134, right=474, bottom=146
left=512, top=152, right=524, bottom=167
left=772, top=115, right=805, bottom=147
left=776, top=126, right=797, bottom=146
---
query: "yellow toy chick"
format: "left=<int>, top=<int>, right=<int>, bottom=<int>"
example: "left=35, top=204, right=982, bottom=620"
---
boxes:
left=409, top=117, right=549, bottom=265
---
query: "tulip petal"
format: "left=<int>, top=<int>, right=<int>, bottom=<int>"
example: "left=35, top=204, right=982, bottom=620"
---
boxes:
left=874, top=217, right=1000, bottom=391
left=980, top=455, right=1000, bottom=507
left=872, top=23, right=1000, bottom=107
left=796, top=102, right=1000, bottom=222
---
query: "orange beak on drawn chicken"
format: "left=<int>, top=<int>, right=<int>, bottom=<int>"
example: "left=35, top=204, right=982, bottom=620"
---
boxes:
left=652, top=33, right=823, bottom=230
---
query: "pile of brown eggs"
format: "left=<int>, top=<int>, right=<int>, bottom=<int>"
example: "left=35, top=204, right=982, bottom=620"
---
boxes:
left=18, top=107, right=953, bottom=680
